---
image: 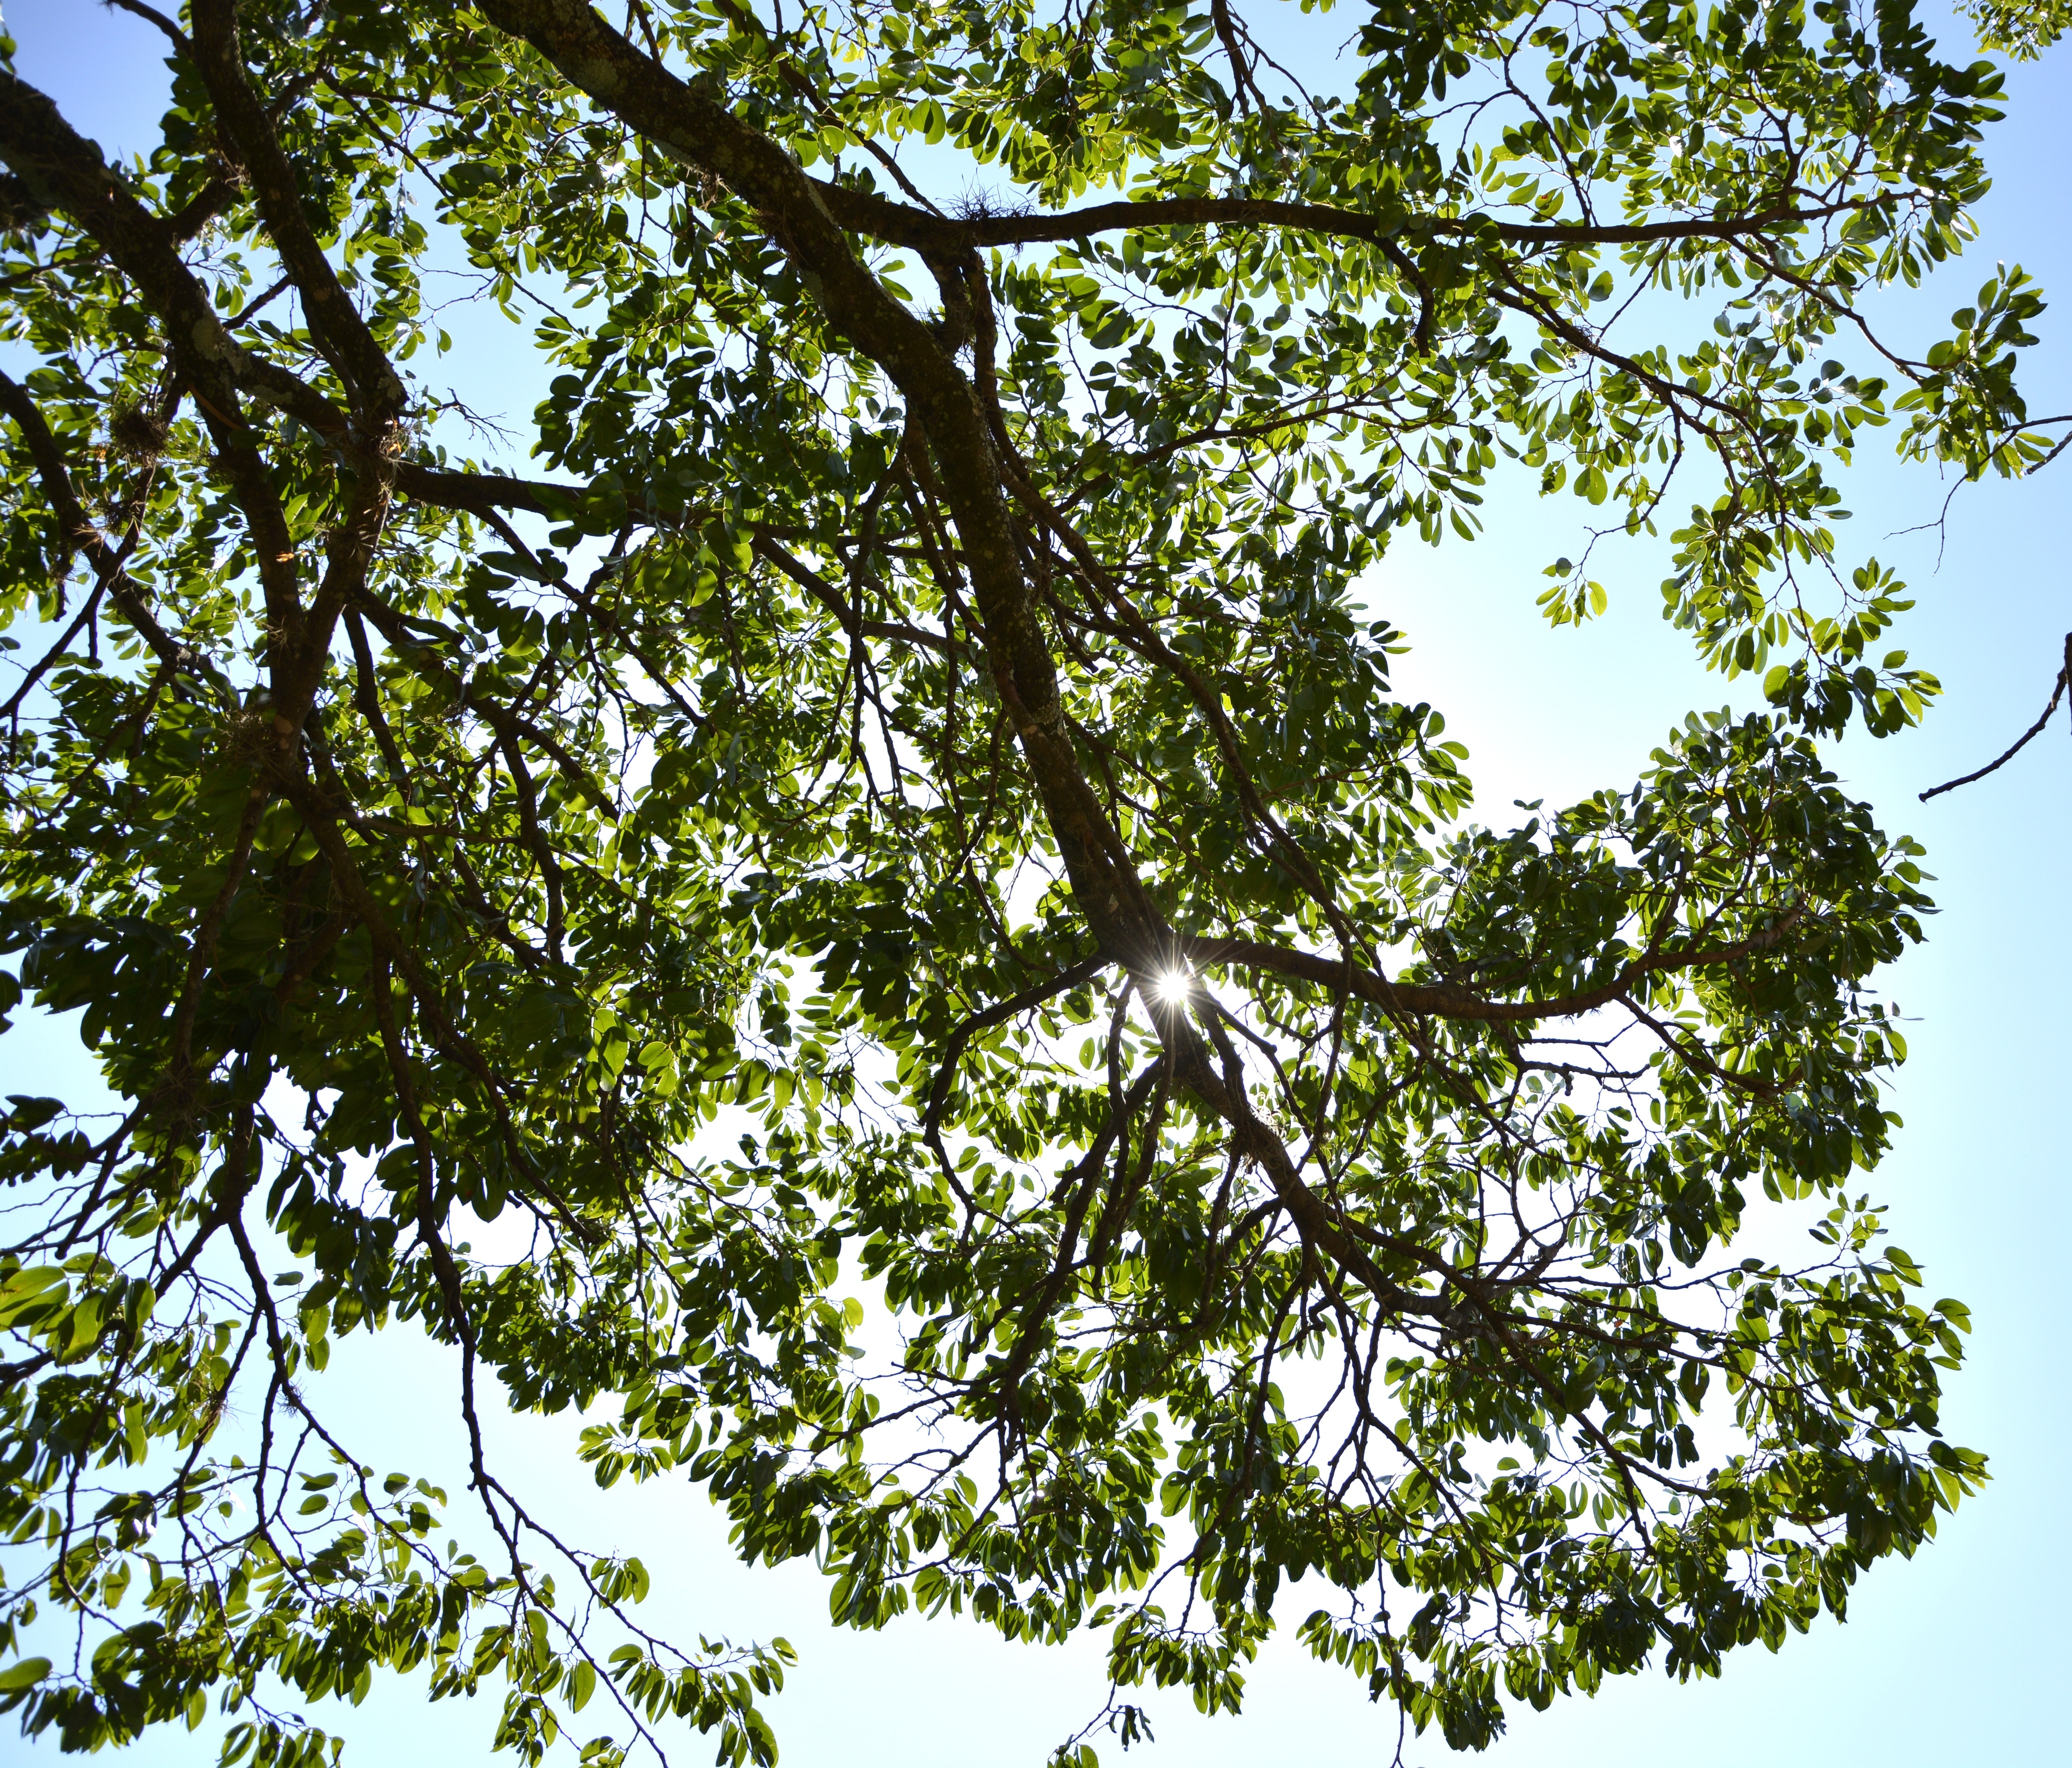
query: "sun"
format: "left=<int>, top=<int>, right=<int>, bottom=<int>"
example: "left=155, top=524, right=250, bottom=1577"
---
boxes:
left=1153, top=969, right=1192, bottom=1006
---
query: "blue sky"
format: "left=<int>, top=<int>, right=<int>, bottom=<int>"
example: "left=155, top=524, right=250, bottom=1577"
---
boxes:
left=2, top=2, right=2067, bottom=1764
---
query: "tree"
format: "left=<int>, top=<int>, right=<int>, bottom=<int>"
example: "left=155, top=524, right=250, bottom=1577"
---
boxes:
left=0, top=0, right=2043, bottom=1761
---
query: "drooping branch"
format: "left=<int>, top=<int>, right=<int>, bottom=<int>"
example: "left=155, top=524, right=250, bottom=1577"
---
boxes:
left=0, top=367, right=225, bottom=698
left=1181, top=910, right=1807, bottom=1025
left=804, top=167, right=1888, bottom=259
left=921, top=952, right=1112, bottom=1200
left=0, top=71, right=307, bottom=662
left=1920, top=631, right=2071, bottom=800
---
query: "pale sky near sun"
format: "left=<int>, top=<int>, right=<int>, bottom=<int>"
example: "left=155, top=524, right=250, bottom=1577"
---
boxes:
left=0, top=2, right=2066, bottom=1764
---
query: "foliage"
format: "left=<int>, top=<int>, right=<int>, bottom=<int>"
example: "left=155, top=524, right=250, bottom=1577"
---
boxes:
left=1959, top=0, right=2072, bottom=61
left=0, top=0, right=2040, bottom=1760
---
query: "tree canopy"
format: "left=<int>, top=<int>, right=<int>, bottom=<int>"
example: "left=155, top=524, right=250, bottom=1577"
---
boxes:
left=0, top=1, right=2051, bottom=1763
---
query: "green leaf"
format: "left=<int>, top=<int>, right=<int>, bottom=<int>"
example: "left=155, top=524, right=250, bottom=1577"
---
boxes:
left=0, top=1658, right=51, bottom=1693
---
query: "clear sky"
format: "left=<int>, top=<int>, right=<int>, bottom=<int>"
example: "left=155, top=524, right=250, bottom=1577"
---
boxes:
left=2, top=2, right=2067, bottom=1765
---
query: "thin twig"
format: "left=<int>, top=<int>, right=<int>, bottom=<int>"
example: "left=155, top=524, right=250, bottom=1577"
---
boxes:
left=1920, top=632, right=2072, bottom=801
